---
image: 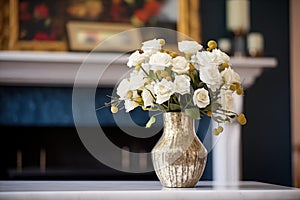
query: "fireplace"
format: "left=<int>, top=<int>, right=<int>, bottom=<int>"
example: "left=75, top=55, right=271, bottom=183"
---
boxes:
left=0, top=85, right=213, bottom=180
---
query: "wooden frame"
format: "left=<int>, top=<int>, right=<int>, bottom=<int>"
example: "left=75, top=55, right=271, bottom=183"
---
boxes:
left=66, top=21, right=141, bottom=52
left=4, top=0, right=201, bottom=51
left=8, top=0, right=67, bottom=51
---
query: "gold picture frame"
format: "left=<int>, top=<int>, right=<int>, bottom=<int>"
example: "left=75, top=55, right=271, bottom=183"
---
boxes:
left=178, top=0, right=202, bottom=43
left=7, top=0, right=67, bottom=51
left=2, top=0, right=201, bottom=51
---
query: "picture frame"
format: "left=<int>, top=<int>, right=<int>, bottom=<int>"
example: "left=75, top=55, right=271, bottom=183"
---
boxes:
left=7, top=0, right=67, bottom=51
left=66, top=21, right=141, bottom=52
left=3, top=0, right=201, bottom=51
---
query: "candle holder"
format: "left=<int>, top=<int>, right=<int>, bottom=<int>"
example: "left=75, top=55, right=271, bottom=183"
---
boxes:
left=232, top=29, right=247, bottom=57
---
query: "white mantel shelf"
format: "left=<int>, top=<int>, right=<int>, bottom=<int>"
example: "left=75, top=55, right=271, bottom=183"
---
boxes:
left=0, top=181, right=299, bottom=200
left=0, top=51, right=277, bottom=87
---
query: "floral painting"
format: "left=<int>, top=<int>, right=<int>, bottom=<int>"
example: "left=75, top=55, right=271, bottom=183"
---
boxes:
left=18, top=0, right=166, bottom=42
left=18, top=0, right=65, bottom=41
left=66, top=0, right=164, bottom=25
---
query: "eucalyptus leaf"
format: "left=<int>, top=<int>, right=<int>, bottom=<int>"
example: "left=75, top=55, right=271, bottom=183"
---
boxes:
left=165, top=67, right=172, bottom=74
left=211, top=102, right=221, bottom=110
left=170, top=103, right=181, bottom=111
left=184, top=108, right=201, bottom=120
left=145, top=116, right=156, bottom=128
left=149, top=70, right=156, bottom=80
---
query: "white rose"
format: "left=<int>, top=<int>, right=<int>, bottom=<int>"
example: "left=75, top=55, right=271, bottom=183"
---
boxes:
left=142, top=84, right=155, bottom=107
left=154, top=79, right=175, bottom=104
left=127, top=50, right=146, bottom=68
left=199, top=64, right=222, bottom=91
left=221, top=90, right=234, bottom=112
left=149, top=52, right=172, bottom=71
left=141, top=38, right=164, bottom=55
left=129, top=70, right=146, bottom=90
left=193, top=88, right=210, bottom=108
left=141, top=63, right=151, bottom=75
left=174, top=75, right=191, bottom=95
left=116, top=78, right=131, bottom=100
left=124, top=99, right=138, bottom=112
left=221, top=67, right=241, bottom=85
left=210, top=49, right=230, bottom=66
left=192, top=51, right=214, bottom=68
left=178, top=40, right=203, bottom=54
left=171, top=56, right=190, bottom=74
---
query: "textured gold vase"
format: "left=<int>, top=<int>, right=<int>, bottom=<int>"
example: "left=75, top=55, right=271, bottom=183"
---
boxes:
left=151, top=112, right=207, bottom=188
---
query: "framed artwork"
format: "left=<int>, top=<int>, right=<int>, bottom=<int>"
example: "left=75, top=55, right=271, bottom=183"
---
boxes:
left=4, top=0, right=201, bottom=51
left=7, top=0, right=67, bottom=51
left=66, top=21, right=141, bottom=52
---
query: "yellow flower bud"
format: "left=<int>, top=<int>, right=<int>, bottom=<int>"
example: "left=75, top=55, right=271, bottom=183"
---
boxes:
left=160, top=71, right=169, bottom=78
left=236, top=87, right=244, bottom=95
left=166, top=76, right=172, bottom=81
left=213, top=125, right=224, bottom=135
left=230, top=84, right=237, bottom=91
left=135, top=65, right=141, bottom=71
left=217, top=126, right=224, bottom=133
left=111, top=105, right=118, bottom=113
left=222, top=62, right=229, bottom=68
left=170, top=52, right=178, bottom=58
left=213, top=128, right=220, bottom=135
left=156, top=70, right=162, bottom=75
left=207, top=111, right=212, bottom=117
left=159, top=39, right=165, bottom=45
left=127, top=91, right=133, bottom=99
left=135, top=97, right=142, bottom=103
left=189, top=64, right=195, bottom=72
left=234, top=82, right=241, bottom=89
left=208, top=40, right=217, bottom=49
left=237, top=113, right=247, bottom=125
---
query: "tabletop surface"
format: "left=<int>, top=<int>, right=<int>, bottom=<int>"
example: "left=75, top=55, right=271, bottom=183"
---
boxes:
left=1, top=181, right=300, bottom=200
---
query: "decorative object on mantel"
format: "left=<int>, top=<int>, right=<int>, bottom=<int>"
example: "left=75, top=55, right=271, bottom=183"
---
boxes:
left=218, top=38, right=232, bottom=55
left=98, top=38, right=247, bottom=188
left=247, top=32, right=264, bottom=57
left=226, top=0, right=250, bottom=57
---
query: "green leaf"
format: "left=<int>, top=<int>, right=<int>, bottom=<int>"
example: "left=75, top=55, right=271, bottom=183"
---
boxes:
left=165, top=67, right=172, bottom=75
left=148, top=70, right=156, bottom=80
left=145, top=116, right=156, bottom=128
left=184, top=108, right=201, bottom=120
left=211, top=102, right=221, bottom=111
left=170, top=103, right=181, bottom=111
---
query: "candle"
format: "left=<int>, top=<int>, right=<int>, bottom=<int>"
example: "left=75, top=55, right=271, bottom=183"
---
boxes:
left=218, top=38, right=232, bottom=55
left=226, top=0, right=250, bottom=33
left=247, top=32, right=264, bottom=57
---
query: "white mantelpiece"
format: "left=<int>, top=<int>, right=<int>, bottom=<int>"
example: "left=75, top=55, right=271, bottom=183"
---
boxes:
left=0, top=51, right=276, bottom=87
left=0, top=51, right=277, bottom=182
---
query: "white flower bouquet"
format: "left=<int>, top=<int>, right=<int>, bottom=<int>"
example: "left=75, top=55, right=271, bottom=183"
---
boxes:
left=102, top=38, right=247, bottom=135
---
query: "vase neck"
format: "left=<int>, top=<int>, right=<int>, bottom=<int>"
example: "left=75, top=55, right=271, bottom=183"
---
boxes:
left=163, top=112, right=195, bottom=137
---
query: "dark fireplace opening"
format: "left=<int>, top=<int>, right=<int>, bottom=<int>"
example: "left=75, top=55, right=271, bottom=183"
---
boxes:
left=0, top=125, right=162, bottom=180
